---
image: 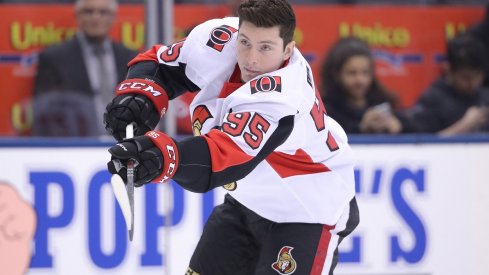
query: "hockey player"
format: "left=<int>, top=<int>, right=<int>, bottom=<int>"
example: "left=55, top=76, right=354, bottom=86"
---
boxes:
left=104, top=0, right=359, bottom=274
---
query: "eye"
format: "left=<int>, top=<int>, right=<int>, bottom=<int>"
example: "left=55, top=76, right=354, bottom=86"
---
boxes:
left=240, top=39, right=250, bottom=46
left=260, top=45, right=272, bottom=51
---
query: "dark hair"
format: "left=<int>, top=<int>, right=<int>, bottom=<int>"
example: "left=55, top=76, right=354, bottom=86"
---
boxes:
left=237, top=0, right=296, bottom=48
left=321, top=37, right=397, bottom=108
left=446, top=34, right=487, bottom=72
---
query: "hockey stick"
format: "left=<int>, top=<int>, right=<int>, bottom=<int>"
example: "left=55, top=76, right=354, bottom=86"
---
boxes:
left=110, top=123, right=135, bottom=241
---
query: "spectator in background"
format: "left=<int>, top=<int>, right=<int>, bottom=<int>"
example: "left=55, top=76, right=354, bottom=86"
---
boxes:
left=321, top=37, right=404, bottom=134
left=33, top=0, right=137, bottom=137
left=407, top=35, right=489, bottom=135
left=466, top=2, right=489, bottom=88
left=0, top=182, right=36, bottom=275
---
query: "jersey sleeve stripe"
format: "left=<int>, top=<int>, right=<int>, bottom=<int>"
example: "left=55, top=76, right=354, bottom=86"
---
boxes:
left=203, top=129, right=254, bottom=173
left=174, top=115, right=293, bottom=191
left=128, top=45, right=162, bottom=66
left=266, top=149, right=331, bottom=178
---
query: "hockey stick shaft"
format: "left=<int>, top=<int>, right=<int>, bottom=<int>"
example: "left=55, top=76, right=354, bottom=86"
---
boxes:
left=125, top=123, right=135, bottom=241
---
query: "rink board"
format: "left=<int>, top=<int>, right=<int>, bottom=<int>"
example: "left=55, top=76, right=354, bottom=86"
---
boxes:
left=0, top=141, right=488, bottom=275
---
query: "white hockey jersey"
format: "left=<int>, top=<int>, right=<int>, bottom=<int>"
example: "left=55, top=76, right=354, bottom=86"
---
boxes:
left=131, top=17, right=355, bottom=226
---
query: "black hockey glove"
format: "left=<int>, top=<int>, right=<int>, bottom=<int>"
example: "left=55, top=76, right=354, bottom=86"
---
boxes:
left=107, top=135, right=163, bottom=187
left=104, top=94, right=160, bottom=141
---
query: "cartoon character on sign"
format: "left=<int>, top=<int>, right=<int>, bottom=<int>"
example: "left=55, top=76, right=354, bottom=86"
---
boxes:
left=0, top=182, right=37, bottom=275
left=271, top=246, right=297, bottom=274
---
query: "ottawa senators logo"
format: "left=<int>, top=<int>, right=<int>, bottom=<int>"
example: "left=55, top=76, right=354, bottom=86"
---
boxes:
left=271, top=246, right=297, bottom=274
left=223, top=182, right=237, bottom=191
left=191, top=105, right=213, bottom=136
left=185, top=267, right=200, bottom=275
left=206, top=25, right=238, bottom=52
left=250, top=76, right=282, bottom=94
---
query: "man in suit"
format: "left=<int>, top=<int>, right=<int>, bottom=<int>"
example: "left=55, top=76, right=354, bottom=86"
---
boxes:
left=33, top=0, right=137, bottom=136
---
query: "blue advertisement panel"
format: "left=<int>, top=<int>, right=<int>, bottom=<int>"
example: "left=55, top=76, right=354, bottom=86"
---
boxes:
left=1, top=141, right=488, bottom=274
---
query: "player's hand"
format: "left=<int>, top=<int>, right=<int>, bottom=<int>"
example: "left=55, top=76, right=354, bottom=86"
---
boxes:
left=107, top=135, right=164, bottom=187
left=108, top=131, right=180, bottom=186
left=0, top=183, right=37, bottom=275
left=104, top=94, right=161, bottom=141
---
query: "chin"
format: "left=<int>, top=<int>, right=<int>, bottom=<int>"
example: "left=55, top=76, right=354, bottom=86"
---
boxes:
left=85, top=33, right=108, bottom=43
left=241, top=74, right=251, bottom=83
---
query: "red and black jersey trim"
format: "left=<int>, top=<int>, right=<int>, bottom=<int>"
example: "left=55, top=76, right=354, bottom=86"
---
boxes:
left=321, top=197, right=360, bottom=274
left=127, top=59, right=200, bottom=101
left=128, top=45, right=160, bottom=66
left=207, top=115, right=293, bottom=186
left=266, top=149, right=331, bottom=178
left=172, top=115, right=294, bottom=193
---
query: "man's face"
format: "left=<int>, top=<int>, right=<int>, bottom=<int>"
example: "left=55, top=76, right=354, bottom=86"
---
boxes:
left=75, top=0, right=116, bottom=42
left=237, top=21, right=295, bottom=83
left=447, top=67, right=485, bottom=95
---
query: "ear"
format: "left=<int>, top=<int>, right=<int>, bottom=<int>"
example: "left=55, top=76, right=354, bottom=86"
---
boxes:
left=283, top=41, right=296, bottom=60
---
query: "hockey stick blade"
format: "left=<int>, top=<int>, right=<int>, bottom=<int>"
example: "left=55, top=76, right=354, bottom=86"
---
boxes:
left=110, top=174, right=133, bottom=234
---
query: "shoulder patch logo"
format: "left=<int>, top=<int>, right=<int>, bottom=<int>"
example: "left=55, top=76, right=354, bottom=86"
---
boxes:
left=250, top=76, right=282, bottom=94
left=271, top=246, right=297, bottom=274
left=192, top=105, right=213, bottom=136
left=206, top=25, right=238, bottom=52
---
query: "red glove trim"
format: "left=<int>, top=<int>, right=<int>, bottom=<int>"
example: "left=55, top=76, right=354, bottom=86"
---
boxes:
left=116, top=79, right=169, bottom=117
left=145, top=131, right=179, bottom=183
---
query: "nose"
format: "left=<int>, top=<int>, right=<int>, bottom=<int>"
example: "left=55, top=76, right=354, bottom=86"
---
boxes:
left=247, top=48, right=259, bottom=66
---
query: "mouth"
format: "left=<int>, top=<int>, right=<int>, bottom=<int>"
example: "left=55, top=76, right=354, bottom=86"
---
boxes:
left=244, top=67, right=261, bottom=76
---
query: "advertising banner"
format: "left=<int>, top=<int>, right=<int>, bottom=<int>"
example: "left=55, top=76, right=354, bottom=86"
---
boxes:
left=0, top=4, right=485, bottom=134
left=1, top=142, right=488, bottom=274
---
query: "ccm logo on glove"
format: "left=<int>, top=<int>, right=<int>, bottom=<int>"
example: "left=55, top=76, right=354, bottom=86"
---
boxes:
left=118, top=80, right=163, bottom=97
left=116, top=143, right=128, bottom=152
left=145, top=131, right=179, bottom=183
left=161, top=145, right=177, bottom=183
left=116, top=79, right=169, bottom=117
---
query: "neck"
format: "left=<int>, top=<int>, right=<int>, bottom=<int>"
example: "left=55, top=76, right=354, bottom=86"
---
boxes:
left=348, top=96, right=367, bottom=109
left=84, top=34, right=107, bottom=45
